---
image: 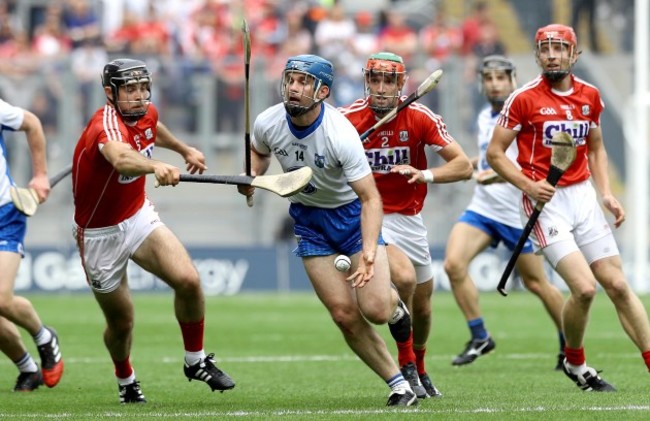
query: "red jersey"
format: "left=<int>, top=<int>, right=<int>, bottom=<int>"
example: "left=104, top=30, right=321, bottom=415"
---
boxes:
left=497, top=74, right=603, bottom=186
left=339, top=98, right=454, bottom=215
left=72, top=103, right=159, bottom=228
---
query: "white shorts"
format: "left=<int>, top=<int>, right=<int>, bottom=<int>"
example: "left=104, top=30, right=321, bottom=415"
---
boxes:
left=73, top=200, right=163, bottom=293
left=382, top=213, right=434, bottom=284
left=521, top=180, right=619, bottom=266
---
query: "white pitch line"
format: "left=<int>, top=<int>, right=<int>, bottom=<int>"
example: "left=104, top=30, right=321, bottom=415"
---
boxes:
left=1, top=405, right=649, bottom=418
left=0, top=352, right=642, bottom=366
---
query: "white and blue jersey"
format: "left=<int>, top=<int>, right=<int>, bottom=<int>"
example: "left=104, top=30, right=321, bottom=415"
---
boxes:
left=0, top=98, right=27, bottom=255
left=460, top=105, right=532, bottom=253
left=253, top=102, right=379, bottom=256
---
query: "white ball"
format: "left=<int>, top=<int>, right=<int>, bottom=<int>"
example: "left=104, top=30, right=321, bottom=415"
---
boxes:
left=334, top=255, right=351, bottom=272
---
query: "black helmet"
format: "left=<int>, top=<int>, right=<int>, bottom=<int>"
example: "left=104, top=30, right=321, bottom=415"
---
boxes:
left=477, top=55, right=516, bottom=107
left=102, top=58, right=152, bottom=120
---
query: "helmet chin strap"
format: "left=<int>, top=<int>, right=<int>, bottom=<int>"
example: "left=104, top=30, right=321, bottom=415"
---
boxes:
left=284, top=98, right=323, bottom=118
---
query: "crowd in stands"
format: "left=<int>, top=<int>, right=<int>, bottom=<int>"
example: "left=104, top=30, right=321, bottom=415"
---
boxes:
left=0, top=0, right=631, bottom=136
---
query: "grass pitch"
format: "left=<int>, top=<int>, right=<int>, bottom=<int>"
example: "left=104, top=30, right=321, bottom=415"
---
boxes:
left=1, top=292, right=649, bottom=420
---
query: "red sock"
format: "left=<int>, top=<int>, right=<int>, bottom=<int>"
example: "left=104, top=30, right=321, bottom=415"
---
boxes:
left=179, top=319, right=204, bottom=352
left=113, top=356, right=133, bottom=379
left=396, top=331, right=416, bottom=367
left=642, top=350, right=650, bottom=372
left=414, top=347, right=426, bottom=375
left=564, top=346, right=585, bottom=366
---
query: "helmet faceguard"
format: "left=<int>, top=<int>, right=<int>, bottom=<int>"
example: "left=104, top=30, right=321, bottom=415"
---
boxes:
left=363, top=52, right=407, bottom=116
left=534, top=24, right=579, bottom=83
left=478, top=55, right=516, bottom=107
left=102, top=58, right=152, bottom=122
left=281, top=55, right=333, bottom=117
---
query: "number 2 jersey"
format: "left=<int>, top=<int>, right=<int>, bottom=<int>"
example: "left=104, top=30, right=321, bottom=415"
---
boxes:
left=339, top=98, right=454, bottom=215
left=72, top=103, right=158, bottom=228
left=497, top=74, right=603, bottom=186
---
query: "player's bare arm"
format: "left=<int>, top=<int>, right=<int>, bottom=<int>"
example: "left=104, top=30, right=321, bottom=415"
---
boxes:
left=21, top=109, right=50, bottom=202
left=347, top=174, right=383, bottom=288
left=100, top=140, right=180, bottom=186
left=236, top=145, right=272, bottom=197
left=487, top=125, right=555, bottom=202
left=155, top=121, right=207, bottom=174
left=390, top=142, right=472, bottom=184
left=586, top=127, right=625, bottom=227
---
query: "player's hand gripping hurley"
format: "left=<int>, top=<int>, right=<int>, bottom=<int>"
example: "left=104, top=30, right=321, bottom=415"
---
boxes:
left=10, top=164, right=72, bottom=217
left=242, top=18, right=253, bottom=207
left=496, top=132, right=577, bottom=296
left=159, top=166, right=313, bottom=198
left=359, top=69, right=443, bottom=141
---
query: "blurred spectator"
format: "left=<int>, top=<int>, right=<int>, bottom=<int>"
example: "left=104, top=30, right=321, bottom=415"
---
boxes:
left=419, top=7, right=462, bottom=112
left=251, top=1, right=285, bottom=61
left=460, top=1, right=492, bottom=56
left=351, top=10, right=379, bottom=64
left=571, top=0, right=600, bottom=53
left=419, top=7, right=462, bottom=72
left=70, top=36, right=108, bottom=122
left=471, top=22, right=505, bottom=58
left=314, top=4, right=356, bottom=64
left=377, top=8, right=417, bottom=66
left=213, top=30, right=245, bottom=133
left=105, top=4, right=171, bottom=57
left=31, top=3, right=71, bottom=59
left=62, top=0, right=101, bottom=49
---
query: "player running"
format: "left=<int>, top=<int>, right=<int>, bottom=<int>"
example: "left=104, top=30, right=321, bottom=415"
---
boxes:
left=488, top=24, right=650, bottom=391
left=339, top=52, right=473, bottom=398
left=444, top=55, right=566, bottom=369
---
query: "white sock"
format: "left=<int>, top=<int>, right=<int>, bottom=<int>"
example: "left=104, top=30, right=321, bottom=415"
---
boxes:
left=185, top=350, right=206, bottom=366
left=33, top=326, right=52, bottom=346
left=15, top=353, right=38, bottom=373
left=117, top=371, right=136, bottom=386
left=567, top=361, right=587, bottom=374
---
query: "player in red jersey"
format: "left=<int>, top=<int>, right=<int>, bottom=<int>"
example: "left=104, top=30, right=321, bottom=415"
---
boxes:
left=340, top=52, right=473, bottom=398
left=488, top=24, right=650, bottom=391
left=72, top=58, right=235, bottom=403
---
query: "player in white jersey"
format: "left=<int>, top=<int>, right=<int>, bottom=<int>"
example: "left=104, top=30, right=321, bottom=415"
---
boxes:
left=488, top=24, right=650, bottom=391
left=444, top=55, right=566, bottom=369
left=0, top=98, right=64, bottom=391
left=238, top=54, right=417, bottom=406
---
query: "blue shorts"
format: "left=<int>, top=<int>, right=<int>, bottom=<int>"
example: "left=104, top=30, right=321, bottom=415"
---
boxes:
left=289, top=199, right=385, bottom=257
left=458, top=210, right=533, bottom=254
left=0, top=202, right=27, bottom=256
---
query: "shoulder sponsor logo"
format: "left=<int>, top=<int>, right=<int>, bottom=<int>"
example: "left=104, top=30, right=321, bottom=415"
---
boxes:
left=540, top=107, right=558, bottom=115
left=542, top=120, right=589, bottom=147
left=273, top=147, right=288, bottom=157
left=365, top=147, right=410, bottom=173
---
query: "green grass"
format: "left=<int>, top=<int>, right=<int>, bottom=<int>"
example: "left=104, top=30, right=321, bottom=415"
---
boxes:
left=1, top=292, right=649, bottom=420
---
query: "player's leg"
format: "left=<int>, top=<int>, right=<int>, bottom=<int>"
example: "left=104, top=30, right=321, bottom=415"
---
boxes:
left=547, top=245, right=615, bottom=391
left=92, top=276, right=147, bottom=402
left=0, top=249, right=62, bottom=387
left=384, top=244, right=424, bottom=395
left=589, top=254, right=650, bottom=371
left=444, top=221, right=495, bottom=365
left=304, top=251, right=416, bottom=406
left=0, top=317, right=42, bottom=391
left=132, top=224, right=235, bottom=393
left=515, top=250, right=566, bottom=370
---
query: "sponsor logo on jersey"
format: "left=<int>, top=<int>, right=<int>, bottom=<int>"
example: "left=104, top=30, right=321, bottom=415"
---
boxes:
left=365, top=147, right=410, bottom=173
left=542, top=120, right=589, bottom=147
left=399, top=131, right=409, bottom=142
left=273, top=147, right=288, bottom=157
left=292, top=142, right=307, bottom=150
left=547, top=226, right=558, bottom=237
left=540, top=107, right=558, bottom=115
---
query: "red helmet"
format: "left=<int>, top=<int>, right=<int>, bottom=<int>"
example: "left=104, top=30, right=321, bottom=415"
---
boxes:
left=535, top=24, right=577, bottom=48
